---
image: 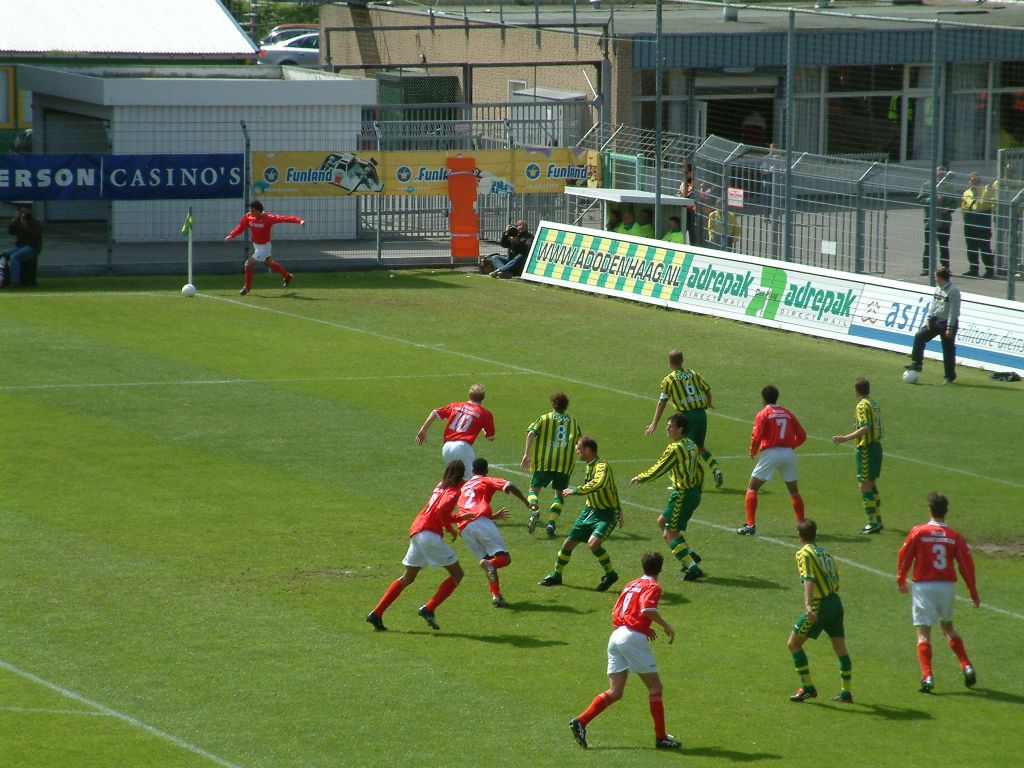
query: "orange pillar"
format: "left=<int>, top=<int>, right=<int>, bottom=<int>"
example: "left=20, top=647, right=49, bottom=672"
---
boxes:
left=447, top=155, right=480, bottom=262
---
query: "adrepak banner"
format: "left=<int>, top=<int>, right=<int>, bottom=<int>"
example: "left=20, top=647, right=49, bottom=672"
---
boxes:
left=523, top=221, right=1024, bottom=374
left=0, top=154, right=243, bottom=201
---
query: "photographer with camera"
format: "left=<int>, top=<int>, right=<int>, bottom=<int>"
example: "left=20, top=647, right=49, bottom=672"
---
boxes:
left=490, top=219, right=534, bottom=278
left=2, top=202, right=42, bottom=288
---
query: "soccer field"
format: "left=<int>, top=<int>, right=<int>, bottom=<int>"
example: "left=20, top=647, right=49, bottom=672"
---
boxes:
left=2, top=270, right=1022, bottom=768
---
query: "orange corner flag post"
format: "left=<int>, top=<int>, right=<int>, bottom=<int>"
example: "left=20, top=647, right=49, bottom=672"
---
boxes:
left=447, top=156, right=480, bottom=262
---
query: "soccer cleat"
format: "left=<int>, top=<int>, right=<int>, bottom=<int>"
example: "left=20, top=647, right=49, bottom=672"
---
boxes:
left=737, top=524, right=757, bottom=536
left=480, top=558, right=498, bottom=584
left=545, top=523, right=557, bottom=537
left=596, top=572, right=619, bottom=592
left=239, top=287, right=249, bottom=296
left=417, top=605, right=440, bottom=630
left=943, top=376, right=957, bottom=385
left=492, top=595, right=509, bottom=608
left=920, top=676, right=934, bottom=694
left=365, top=612, right=387, bottom=631
left=859, top=522, right=884, bottom=535
left=683, top=566, right=704, bottom=582
left=538, top=574, right=562, bottom=587
left=831, top=691, right=854, bottom=703
left=655, top=735, right=682, bottom=749
left=282, top=274, right=293, bottom=287
left=526, top=508, right=540, bottom=534
left=713, top=469, right=724, bottom=488
left=903, top=363, right=922, bottom=372
left=789, top=687, right=818, bottom=702
left=569, top=718, right=588, bottom=749
left=963, top=665, right=976, bottom=688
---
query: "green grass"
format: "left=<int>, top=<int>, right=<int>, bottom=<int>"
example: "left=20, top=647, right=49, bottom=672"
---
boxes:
left=2, top=270, right=1022, bottom=768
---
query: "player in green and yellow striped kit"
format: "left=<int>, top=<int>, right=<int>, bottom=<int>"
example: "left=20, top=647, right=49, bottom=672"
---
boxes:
left=631, top=412, right=705, bottom=582
left=521, top=391, right=582, bottom=537
left=645, top=349, right=723, bottom=488
left=831, top=378, right=884, bottom=535
left=539, top=436, right=622, bottom=592
left=787, top=519, right=853, bottom=704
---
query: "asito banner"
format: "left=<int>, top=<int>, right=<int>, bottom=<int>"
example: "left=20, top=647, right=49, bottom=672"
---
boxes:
left=0, top=154, right=243, bottom=201
left=251, top=148, right=589, bottom=197
left=523, top=221, right=1024, bottom=374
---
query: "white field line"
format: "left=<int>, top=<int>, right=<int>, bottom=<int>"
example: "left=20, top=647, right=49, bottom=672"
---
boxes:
left=200, top=294, right=1024, bottom=491
left=0, top=371, right=525, bottom=393
left=490, top=463, right=1024, bottom=623
left=0, top=659, right=245, bottom=768
left=0, top=705, right=115, bottom=717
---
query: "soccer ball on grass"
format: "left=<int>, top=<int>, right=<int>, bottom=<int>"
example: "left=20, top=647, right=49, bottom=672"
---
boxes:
left=181, top=283, right=197, bottom=297
left=902, top=368, right=919, bottom=384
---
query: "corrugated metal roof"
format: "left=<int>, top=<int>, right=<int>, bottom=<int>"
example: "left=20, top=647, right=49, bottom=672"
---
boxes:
left=0, top=0, right=257, bottom=57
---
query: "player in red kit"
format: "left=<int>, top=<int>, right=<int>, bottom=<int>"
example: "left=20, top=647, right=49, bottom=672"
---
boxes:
left=569, top=552, right=681, bottom=751
left=366, top=460, right=466, bottom=632
left=416, top=384, right=496, bottom=480
left=224, top=200, right=304, bottom=296
left=897, top=492, right=980, bottom=693
left=737, top=385, right=807, bottom=535
left=455, top=458, right=531, bottom=607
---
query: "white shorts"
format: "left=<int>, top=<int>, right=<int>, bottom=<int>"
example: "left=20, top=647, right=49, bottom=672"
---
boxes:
left=402, top=531, right=458, bottom=568
left=607, top=625, right=658, bottom=675
left=252, top=242, right=272, bottom=261
left=752, top=447, right=798, bottom=483
left=911, top=581, right=956, bottom=626
left=460, top=517, right=508, bottom=561
left=442, top=440, right=476, bottom=479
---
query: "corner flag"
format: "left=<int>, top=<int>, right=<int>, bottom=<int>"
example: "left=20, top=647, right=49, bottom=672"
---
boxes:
left=181, top=207, right=193, bottom=237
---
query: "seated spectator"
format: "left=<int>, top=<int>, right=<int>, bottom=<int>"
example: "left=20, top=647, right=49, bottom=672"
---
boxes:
left=614, top=210, right=637, bottom=235
left=606, top=209, right=623, bottom=232
left=2, top=202, right=42, bottom=288
left=633, top=209, right=655, bottom=239
left=491, top=219, right=534, bottom=278
left=662, top=216, right=685, bottom=244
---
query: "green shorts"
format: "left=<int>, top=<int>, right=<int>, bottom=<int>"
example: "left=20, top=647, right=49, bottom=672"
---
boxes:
left=567, top=507, right=618, bottom=543
left=682, top=408, right=708, bottom=448
left=663, top=487, right=702, bottom=531
left=531, top=470, right=572, bottom=492
left=793, top=594, right=845, bottom=640
left=856, top=443, right=882, bottom=482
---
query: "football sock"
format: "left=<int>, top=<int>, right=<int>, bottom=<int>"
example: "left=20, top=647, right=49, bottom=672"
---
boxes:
left=667, top=535, right=695, bottom=567
left=838, top=655, right=852, bottom=692
left=487, top=577, right=502, bottom=598
left=948, top=636, right=971, bottom=668
left=648, top=692, right=667, bottom=740
left=527, top=492, right=539, bottom=508
left=792, top=649, right=814, bottom=688
left=374, top=579, right=405, bottom=616
left=593, top=546, right=615, bottom=574
left=425, top=576, right=459, bottom=611
left=917, top=641, right=933, bottom=678
left=791, top=494, right=805, bottom=523
left=243, top=264, right=254, bottom=291
left=554, top=546, right=574, bottom=575
left=490, top=553, right=511, bottom=569
left=744, top=491, right=758, bottom=526
left=270, top=261, right=290, bottom=278
left=873, top=488, right=882, bottom=525
left=578, top=691, right=612, bottom=726
left=861, top=491, right=876, bottom=523
left=548, top=498, right=564, bottom=526
left=700, top=449, right=720, bottom=475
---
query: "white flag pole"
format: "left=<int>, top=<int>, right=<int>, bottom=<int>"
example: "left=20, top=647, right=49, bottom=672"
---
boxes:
left=186, top=206, right=194, bottom=286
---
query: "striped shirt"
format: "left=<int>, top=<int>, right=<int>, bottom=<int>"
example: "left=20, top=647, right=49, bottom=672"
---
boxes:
left=854, top=397, right=883, bottom=447
left=574, top=458, right=620, bottom=512
left=796, top=543, right=840, bottom=603
left=658, top=369, right=712, bottom=411
left=634, top=438, right=703, bottom=491
left=526, top=411, right=582, bottom=474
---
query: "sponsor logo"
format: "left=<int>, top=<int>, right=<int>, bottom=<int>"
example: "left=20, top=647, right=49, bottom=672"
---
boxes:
left=396, top=166, right=412, bottom=183
left=525, top=163, right=541, bottom=180
left=263, top=166, right=279, bottom=184
left=532, top=239, right=684, bottom=286
left=883, top=297, right=931, bottom=331
left=545, top=164, right=588, bottom=181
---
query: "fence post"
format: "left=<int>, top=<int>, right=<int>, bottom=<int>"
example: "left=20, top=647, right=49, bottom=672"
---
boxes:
left=240, top=120, right=252, bottom=259
left=783, top=10, right=795, bottom=262
left=855, top=176, right=866, bottom=275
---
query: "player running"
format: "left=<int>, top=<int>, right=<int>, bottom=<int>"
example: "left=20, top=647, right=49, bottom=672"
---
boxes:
left=416, top=384, right=496, bottom=480
left=631, top=412, right=705, bottom=582
left=224, top=200, right=304, bottom=296
left=897, top=492, right=980, bottom=693
left=366, top=460, right=465, bottom=632
left=644, top=349, right=723, bottom=488
left=737, top=385, right=807, bottom=536
left=569, top=552, right=681, bottom=751
left=455, top=458, right=531, bottom=607
left=521, top=391, right=582, bottom=537
left=831, top=378, right=884, bottom=534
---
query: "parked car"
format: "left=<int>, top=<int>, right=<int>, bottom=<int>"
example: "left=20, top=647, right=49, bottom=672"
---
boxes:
left=257, top=33, right=320, bottom=68
left=259, top=24, right=318, bottom=47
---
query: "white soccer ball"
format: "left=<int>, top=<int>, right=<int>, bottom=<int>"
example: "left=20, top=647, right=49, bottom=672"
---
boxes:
left=902, top=369, right=919, bottom=384
left=181, top=283, right=197, bottom=297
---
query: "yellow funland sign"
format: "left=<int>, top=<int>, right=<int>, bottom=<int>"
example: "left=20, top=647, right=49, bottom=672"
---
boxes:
left=251, top=148, right=593, bottom=197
